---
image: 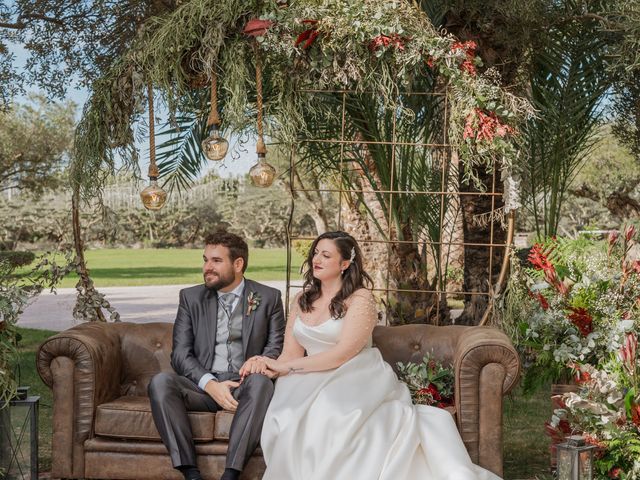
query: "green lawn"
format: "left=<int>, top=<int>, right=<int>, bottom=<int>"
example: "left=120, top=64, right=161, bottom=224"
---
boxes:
left=17, top=326, right=554, bottom=479
left=31, top=248, right=303, bottom=288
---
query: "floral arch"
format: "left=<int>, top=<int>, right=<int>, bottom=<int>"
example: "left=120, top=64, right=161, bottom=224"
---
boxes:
left=71, top=0, right=531, bottom=324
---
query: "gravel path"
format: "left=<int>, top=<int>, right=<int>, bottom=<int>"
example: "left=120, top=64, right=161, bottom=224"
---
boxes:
left=18, top=281, right=290, bottom=332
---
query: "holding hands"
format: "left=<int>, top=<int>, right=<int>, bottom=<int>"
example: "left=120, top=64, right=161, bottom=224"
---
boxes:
left=239, top=356, right=293, bottom=379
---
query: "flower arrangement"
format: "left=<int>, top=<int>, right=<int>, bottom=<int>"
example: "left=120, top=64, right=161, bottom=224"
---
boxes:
left=396, top=354, right=454, bottom=408
left=503, top=229, right=640, bottom=393
left=547, top=332, right=640, bottom=478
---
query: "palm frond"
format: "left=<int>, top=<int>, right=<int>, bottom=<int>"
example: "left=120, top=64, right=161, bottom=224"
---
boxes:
left=155, top=111, right=210, bottom=194
left=522, top=14, right=611, bottom=237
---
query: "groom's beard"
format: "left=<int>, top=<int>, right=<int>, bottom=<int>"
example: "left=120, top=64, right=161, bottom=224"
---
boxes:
left=204, top=269, right=235, bottom=290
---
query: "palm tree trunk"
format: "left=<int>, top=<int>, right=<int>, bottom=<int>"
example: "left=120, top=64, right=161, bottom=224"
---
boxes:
left=456, top=166, right=506, bottom=325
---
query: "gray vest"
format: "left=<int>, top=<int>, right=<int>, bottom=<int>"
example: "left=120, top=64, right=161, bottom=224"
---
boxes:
left=211, top=294, right=244, bottom=373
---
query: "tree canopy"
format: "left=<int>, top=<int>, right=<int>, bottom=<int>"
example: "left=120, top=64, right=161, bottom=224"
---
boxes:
left=0, top=95, right=75, bottom=195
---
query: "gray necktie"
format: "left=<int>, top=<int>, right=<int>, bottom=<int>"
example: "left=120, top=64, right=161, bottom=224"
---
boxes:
left=218, top=293, right=235, bottom=318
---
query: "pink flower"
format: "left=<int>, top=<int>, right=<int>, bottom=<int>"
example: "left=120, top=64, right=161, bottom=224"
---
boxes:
left=460, top=59, right=477, bottom=76
left=625, top=225, right=636, bottom=242
left=619, top=332, right=637, bottom=375
left=608, top=230, right=619, bottom=246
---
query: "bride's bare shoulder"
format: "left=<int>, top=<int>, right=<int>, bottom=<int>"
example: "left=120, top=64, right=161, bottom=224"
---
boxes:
left=347, top=288, right=374, bottom=304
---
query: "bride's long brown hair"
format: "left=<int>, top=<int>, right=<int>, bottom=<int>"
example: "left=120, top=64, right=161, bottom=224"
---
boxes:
left=299, top=231, right=373, bottom=318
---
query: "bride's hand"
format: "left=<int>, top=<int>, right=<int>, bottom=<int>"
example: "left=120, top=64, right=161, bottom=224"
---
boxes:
left=260, top=357, right=292, bottom=376
left=239, top=356, right=268, bottom=378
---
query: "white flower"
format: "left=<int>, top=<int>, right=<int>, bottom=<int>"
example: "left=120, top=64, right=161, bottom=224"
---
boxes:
left=606, top=391, right=623, bottom=405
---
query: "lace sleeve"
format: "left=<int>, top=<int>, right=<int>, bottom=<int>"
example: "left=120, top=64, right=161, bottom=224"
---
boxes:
left=284, top=289, right=378, bottom=373
left=278, top=291, right=305, bottom=362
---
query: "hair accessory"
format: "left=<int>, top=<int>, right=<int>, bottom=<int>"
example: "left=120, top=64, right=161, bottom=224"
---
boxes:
left=349, top=247, right=356, bottom=263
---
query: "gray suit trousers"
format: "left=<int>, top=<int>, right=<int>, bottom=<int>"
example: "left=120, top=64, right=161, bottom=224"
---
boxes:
left=148, top=371, right=275, bottom=471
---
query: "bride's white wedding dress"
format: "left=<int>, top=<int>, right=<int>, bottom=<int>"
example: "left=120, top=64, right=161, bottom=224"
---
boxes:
left=260, top=293, right=502, bottom=480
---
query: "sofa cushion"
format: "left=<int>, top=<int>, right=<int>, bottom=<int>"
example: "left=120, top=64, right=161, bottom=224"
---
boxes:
left=95, top=396, right=216, bottom=442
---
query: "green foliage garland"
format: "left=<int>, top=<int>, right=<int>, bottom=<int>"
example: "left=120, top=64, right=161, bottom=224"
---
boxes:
left=72, top=0, right=531, bottom=205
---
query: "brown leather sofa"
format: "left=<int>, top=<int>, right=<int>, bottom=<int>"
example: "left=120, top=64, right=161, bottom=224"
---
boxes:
left=37, top=321, right=519, bottom=480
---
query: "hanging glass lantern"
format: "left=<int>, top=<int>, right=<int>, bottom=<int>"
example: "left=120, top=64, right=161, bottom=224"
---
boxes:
left=556, top=435, right=596, bottom=480
left=140, top=84, right=167, bottom=210
left=140, top=177, right=167, bottom=210
left=201, top=125, right=229, bottom=161
left=201, top=71, right=229, bottom=161
left=249, top=152, right=276, bottom=187
left=247, top=40, right=276, bottom=188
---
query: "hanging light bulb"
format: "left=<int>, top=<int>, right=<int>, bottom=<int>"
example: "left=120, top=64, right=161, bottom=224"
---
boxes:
left=140, top=177, right=168, bottom=210
left=140, top=84, right=167, bottom=210
left=248, top=40, right=276, bottom=188
left=202, top=125, right=229, bottom=161
left=250, top=153, right=276, bottom=188
left=201, top=71, right=229, bottom=161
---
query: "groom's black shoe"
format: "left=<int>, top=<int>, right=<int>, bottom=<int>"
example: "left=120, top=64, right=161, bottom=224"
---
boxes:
left=178, top=466, right=203, bottom=480
left=220, top=468, right=241, bottom=480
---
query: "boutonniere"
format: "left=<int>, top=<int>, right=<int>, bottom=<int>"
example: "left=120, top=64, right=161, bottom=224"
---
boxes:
left=246, top=291, right=261, bottom=316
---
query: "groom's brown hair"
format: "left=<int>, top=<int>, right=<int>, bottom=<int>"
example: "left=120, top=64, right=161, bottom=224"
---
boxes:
left=204, top=230, right=249, bottom=273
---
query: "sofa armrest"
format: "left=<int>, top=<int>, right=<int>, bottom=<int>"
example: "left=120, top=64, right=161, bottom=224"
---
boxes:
left=37, top=322, right=123, bottom=479
left=373, top=324, right=520, bottom=477
left=452, top=326, right=520, bottom=477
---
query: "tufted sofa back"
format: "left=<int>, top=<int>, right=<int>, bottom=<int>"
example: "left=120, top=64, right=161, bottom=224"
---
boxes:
left=373, top=324, right=464, bottom=372
left=109, top=322, right=457, bottom=397
left=107, top=322, right=501, bottom=397
left=114, top=322, right=174, bottom=397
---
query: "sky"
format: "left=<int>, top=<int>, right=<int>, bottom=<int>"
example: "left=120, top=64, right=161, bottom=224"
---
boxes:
left=10, top=41, right=258, bottom=179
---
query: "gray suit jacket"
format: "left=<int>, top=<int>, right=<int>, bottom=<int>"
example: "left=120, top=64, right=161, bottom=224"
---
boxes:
left=170, top=279, right=286, bottom=385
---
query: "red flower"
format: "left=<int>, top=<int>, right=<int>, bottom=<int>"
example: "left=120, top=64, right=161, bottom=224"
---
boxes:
left=463, top=108, right=515, bottom=142
left=417, top=384, right=442, bottom=401
left=609, top=467, right=622, bottom=479
left=295, top=29, right=319, bottom=49
left=295, top=21, right=320, bottom=50
left=630, top=403, right=640, bottom=427
left=608, top=230, right=619, bottom=246
left=369, top=33, right=406, bottom=52
left=460, top=59, right=476, bottom=76
left=567, top=307, right=593, bottom=336
left=528, top=244, right=554, bottom=271
left=451, top=40, right=478, bottom=76
left=544, top=419, right=572, bottom=443
left=243, top=19, right=274, bottom=37
left=528, top=290, right=550, bottom=310
left=451, top=40, right=477, bottom=53
left=583, top=433, right=606, bottom=449
left=575, top=369, right=591, bottom=384
left=426, top=56, right=436, bottom=69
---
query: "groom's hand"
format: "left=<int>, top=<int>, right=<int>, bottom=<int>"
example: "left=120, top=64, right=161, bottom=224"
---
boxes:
left=204, top=380, right=239, bottom=411
left=239, top=357, right=268, bottom=378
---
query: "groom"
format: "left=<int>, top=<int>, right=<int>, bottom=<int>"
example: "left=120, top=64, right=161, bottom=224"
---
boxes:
left=148, top=230, right=286, bottom=480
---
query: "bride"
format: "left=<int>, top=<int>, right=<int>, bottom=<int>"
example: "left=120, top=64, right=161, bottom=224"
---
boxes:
left=241, top=231, right=502, bottom=480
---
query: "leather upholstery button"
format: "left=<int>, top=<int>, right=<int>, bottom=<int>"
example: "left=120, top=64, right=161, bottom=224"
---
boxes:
left=156, top=342, right=161, bottom=348
left=413, top=344, right=420, bottom=351
left=132, top=380, right=137, bottom=385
